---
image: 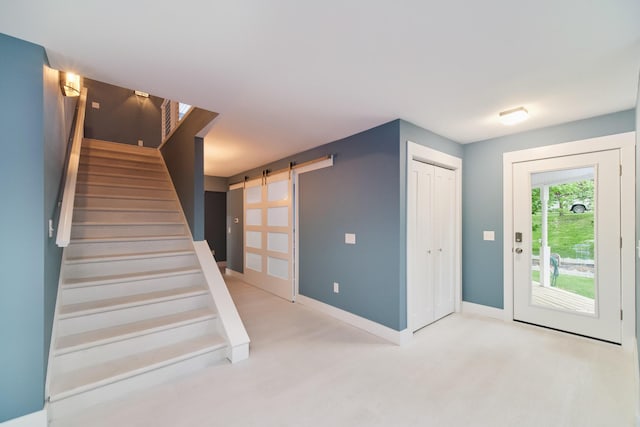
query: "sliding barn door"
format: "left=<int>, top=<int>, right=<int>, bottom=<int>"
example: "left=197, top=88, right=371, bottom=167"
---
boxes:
left=243, top=171, right=294, bottom=301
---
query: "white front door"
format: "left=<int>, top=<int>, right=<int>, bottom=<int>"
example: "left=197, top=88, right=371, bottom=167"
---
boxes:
left=408, top=159, right=456, bottom=331
left=244, top=171, right=294, bottom=301
left=512, top=150, right=621, bottom=343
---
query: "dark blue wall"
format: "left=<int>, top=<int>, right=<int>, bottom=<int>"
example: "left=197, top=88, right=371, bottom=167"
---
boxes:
left=160, top=108, right=217, bottom=241
left=0, top=33, right=63, bottom=422
left=462, top=110, right=636, bottom=308
left=299, top=121, right=402, bottom=329
left=43, top=64, right=68, bottom=383
left=83, top=78, right=163, bottom=147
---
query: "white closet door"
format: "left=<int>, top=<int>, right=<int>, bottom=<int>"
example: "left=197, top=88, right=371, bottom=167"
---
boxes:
left=244, top=171, right=294, bottom=301
left=409, top=160, right=435, bottom=331
left=433, top=166, right=456, bottom=321
left=408, top=160, right=456, bottom=332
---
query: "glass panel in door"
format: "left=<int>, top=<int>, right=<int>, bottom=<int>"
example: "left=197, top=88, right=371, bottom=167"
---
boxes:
left=529, top=168, right=595, bottom=315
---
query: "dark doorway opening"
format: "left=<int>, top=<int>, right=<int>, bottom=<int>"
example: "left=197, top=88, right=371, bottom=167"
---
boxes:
left=205, top=191, right=227, bottom=261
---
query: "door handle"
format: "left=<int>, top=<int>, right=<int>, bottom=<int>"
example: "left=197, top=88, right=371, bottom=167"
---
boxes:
left=515, top=248, right=523, bottom=254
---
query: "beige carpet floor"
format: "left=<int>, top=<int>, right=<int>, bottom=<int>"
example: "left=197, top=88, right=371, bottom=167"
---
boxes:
left=55, top=274, right=637, bottom=427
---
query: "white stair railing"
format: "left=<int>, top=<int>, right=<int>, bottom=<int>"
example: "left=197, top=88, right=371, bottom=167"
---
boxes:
left=193, top=241, right=250, bottom=362
left=56, top=87, right=88, bottom=247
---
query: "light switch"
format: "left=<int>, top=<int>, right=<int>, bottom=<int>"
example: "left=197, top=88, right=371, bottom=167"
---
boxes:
left=91, top=101, right=100, bottom=109
left=345, top=233, right=356, bottom=244
left=483, top=231, right=495, bottom=241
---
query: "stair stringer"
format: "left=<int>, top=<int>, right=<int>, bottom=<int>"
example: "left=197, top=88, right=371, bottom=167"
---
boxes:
left=154, top=151, right=251, bottom=364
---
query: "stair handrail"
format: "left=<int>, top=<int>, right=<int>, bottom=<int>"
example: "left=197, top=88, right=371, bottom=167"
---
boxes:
left=56, top=87, right=88, bottom=247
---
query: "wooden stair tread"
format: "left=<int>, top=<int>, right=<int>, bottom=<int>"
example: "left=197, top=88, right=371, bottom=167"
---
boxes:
left=81, top=154, right=161, bottom=166
left=56, top=308, right=217, bottom=354
left=63, top=267, right=202, bottom=288
left=65, top=249, right=194, bottom=265
left=73, top=206, right=179, bottom=213
left=59, top=285, right=208, bottom=318
left=77, top=171, right=168, bottom=182
left=76, top=181, right=171, bottom=191
left=81, top=146, right=159, bottom=159
left=83, top=139, right=159, bottom=156
left=74, top=193, right=175, bottom=201
left=69, top=235, right=191, bottom=244
left=80, top=151, right=161, bottom=164
left=79, top=158, right=164, bottom=171
left=79, top=162, right=165, bottom=173
left=49, top=334, right=226, bottom=400
left=72, top=220, right=183, bottom=226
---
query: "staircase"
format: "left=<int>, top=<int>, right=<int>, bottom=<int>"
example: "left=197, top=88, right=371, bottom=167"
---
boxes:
left=47, top=139, right=237, bottom=420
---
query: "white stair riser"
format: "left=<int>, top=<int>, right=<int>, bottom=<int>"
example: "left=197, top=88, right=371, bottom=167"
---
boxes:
left=77, top=173, right=169, bottom=188
left=70, top=224, right=187, bottom=239
left=73, top=209, right=182, bottom=223
left=76, top=183, right=173, bottom=199
left=74, top=196, right=177, bottom=211
left=54, top=320, right=219, bottom=374
left=64, top=254, right=199, bottom=280
left=57, top=295, right=211, bottom=336
left=62, top=272, right=205, bottom=304
left=79, top=157, right=164, bottom=171
left=48, top=348, right=226, bottom=421
left=65, top=238, right=192, bottom=259
left=79, top=164, right=167, bottom=180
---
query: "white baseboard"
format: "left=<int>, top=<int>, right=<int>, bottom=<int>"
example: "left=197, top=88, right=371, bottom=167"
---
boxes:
left=224, top=269, right=244, bottom=280
left=0, top=408, right=46, bottom=427
left=296, top=294, right=412, bottom=346
left=633, top=337, right=640, bottom=427
left=461, top=301, right=505, bottom=320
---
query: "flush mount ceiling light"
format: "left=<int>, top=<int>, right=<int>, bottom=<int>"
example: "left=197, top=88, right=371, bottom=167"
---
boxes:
left=134, top=90, right=150, bottom=98
left=499, top=106, right=528, bottom=126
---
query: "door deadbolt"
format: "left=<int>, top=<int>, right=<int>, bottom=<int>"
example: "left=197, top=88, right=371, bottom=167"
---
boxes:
left=515, top=232, right=522, bottom=243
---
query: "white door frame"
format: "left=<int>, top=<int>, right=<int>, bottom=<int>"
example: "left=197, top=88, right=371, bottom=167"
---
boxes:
left=502, top=132, right=636, bottom=349
left=406, top=141, right=462, bottom=332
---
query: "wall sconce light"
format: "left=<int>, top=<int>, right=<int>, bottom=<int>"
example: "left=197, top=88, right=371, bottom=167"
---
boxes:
left=134, top=90, right=150, bottom=98
left=499, top=106, right=529, bottom=126
left=62, top=72, right=81, bottom=97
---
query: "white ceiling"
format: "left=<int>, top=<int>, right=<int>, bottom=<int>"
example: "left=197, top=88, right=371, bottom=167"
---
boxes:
left=1, top=1, right=639, bottom=177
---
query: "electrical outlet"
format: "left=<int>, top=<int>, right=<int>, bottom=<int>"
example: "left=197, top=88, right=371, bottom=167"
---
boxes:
left=333, top=282, right=339, bottom=293
left=91, top=101, right=100, bottom=109
left=137, top=140, right=144, bottom=147
left=345, top=233, right=356, bottom=244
